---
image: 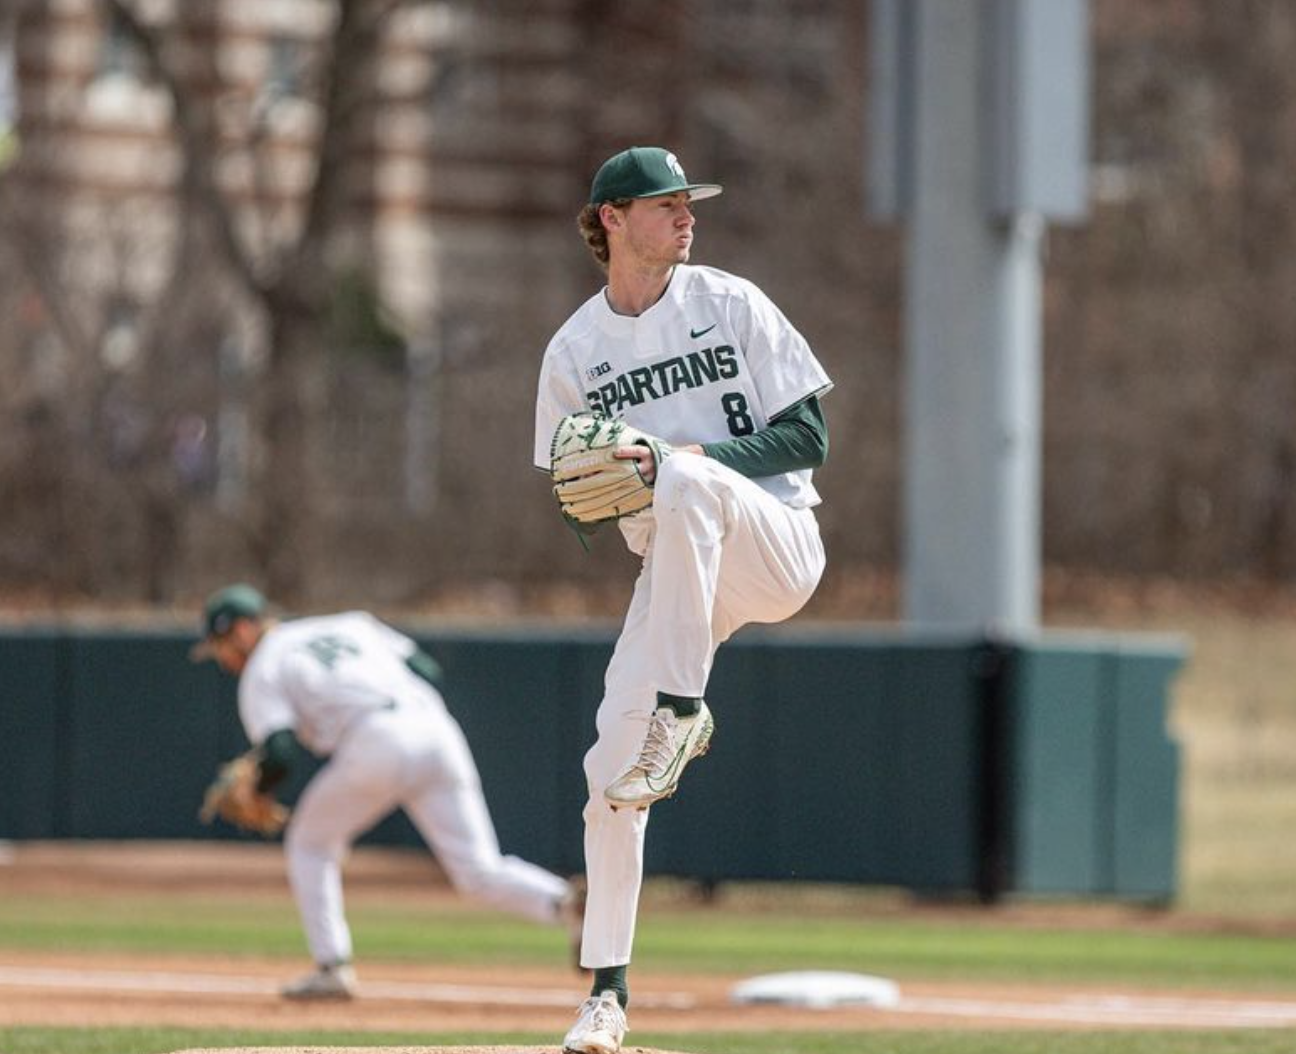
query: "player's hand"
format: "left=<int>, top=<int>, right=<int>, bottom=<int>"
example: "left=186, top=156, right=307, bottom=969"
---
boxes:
left=614, top=443, right=703, bottom=485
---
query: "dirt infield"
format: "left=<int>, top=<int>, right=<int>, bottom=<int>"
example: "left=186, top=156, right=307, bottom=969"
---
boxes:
left=2, top=840, right=1296, bottom=1050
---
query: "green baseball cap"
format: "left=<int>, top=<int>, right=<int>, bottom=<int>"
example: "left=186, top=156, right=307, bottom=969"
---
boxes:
left=190, top=583, right=266, bottom=660
left=589, top=147, right=722, bottom=206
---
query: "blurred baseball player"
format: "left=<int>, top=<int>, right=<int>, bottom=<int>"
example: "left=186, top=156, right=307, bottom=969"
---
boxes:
left=191, top=583, right=581, bottom=999
left=534, top=146, right=831, bottom=1054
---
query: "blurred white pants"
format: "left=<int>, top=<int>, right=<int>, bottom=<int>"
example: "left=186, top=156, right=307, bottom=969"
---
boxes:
left=285, top=692, right=569, bottom=966
left=579, top=454, right=825, bottom=968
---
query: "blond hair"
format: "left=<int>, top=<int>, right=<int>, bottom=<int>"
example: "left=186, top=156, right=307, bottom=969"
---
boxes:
left=576, top=199, right=631, bottom=271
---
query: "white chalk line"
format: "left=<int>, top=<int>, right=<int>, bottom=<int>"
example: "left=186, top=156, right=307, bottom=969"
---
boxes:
left=0, top=965, right=696, bottom=1010
left=895, top=993, right=1296, bottom=1028
left=2, top=965, right=1295, bottom=1027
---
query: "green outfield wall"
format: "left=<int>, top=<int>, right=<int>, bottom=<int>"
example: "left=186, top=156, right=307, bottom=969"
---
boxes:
left=0, top=623, right=1184, bottom=902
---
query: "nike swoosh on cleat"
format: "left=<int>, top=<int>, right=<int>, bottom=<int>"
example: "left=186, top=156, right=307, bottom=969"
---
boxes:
left=645, top=745, right=689, bottom=792
left=689, top=324, right=717, bottom=339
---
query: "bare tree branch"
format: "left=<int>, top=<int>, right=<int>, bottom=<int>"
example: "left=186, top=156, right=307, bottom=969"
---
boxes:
left=295, top=0, right=391, bottom=261
left=0, top=186, right=95, bottom=362
left=101, top=0, right=270, bottom=304
left=105, top=0, right=430, bottom=316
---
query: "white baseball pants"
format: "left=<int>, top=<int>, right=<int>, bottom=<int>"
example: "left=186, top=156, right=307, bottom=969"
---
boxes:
left=284, top=693, right=569, bottom=966
left=579, top=453, right=826, bottom=968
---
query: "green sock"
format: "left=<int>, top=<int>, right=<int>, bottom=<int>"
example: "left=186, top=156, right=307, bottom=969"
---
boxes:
left=657, top=691, right=701, bottom=717
left=590, top=965, right=628, bottom=1009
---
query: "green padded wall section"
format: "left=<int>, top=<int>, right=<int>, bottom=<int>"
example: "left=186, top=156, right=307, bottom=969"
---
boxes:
left=0, top=631, right=64, bottom=837
left=0, top=625, right=1183, bottom=899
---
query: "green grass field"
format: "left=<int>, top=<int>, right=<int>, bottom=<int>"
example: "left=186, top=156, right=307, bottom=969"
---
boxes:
left=3, top=1027, right=1296, bottom=1054
left=1, top=889, right=1294, bottom=987
left=2, top=881, right=1296, bottom=1054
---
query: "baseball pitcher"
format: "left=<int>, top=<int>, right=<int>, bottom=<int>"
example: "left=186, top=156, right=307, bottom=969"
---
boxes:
left=535, top=146, right=831, bottom=1054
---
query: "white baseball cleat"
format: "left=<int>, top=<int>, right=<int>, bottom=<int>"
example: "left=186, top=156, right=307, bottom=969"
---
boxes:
left=563, top=989, right=628, bottom=1054
left=605, top=701, right=714, bottom=810
left=281, top=961, right=357, bottom=1000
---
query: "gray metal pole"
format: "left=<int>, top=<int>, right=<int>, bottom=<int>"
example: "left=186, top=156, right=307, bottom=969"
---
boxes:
left=901, top=1, right=1043, bottom=632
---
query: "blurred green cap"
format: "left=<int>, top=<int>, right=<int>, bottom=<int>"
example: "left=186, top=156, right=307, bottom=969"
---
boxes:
left=190, top=583, right=266, bottom=660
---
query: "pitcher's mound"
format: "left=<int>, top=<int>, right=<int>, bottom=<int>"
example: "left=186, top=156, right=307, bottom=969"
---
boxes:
left=172, top=1047, right=697, bottom=1054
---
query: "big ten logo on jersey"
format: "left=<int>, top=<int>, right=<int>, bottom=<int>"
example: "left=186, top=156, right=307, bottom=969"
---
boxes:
left=585, top=345, right=740, bottom=420
left=585, top=361, right=613, bottom=382
left=305, top=634, right=360, bottom=669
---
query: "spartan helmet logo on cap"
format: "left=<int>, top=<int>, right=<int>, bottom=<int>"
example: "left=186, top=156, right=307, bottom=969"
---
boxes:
left=588, top=146, right=722, bottom=206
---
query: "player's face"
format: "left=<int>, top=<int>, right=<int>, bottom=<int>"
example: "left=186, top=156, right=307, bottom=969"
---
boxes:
left=209, top=634, right=247, bottom=674
left=620, top=192, right=695, bottom=268
left=210, top=620, right=256, bottom=675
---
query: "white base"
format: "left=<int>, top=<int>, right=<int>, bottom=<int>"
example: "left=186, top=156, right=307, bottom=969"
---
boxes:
left=730, top=970, right=901, bottom=1010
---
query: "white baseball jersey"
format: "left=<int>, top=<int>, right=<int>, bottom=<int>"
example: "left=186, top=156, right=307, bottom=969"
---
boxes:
left=534, top=263, right=832, bottom=513
left=237, top=611, right=434, bottom=755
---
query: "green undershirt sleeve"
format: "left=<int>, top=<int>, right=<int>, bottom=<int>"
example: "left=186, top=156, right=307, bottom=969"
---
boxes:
left=699, top=395, right=828, bottom=479
left=404, top=647, right=445, bottom=688
left=257, top=728, right=301, bottom=792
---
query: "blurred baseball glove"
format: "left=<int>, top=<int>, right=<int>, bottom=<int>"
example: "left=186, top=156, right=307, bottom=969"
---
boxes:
left=550, top=412, right=673, bottom=524
left=199, top=751, right=289, bottom=836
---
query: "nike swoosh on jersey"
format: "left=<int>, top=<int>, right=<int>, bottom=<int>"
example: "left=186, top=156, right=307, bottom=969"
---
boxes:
left=689, top=323, right=717, bottom=339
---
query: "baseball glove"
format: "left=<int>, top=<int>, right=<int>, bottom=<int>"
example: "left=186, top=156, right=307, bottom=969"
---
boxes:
left=550, top=412, right=673, bottom=525
left=198, top=751, right=289, bottom=836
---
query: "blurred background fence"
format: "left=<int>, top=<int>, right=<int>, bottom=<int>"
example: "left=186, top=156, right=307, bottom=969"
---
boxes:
left=0, top=622, right=1184, bottom=904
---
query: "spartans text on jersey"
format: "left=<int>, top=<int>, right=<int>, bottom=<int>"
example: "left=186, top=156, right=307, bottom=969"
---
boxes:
left=586, top=345, right=739, bottom=416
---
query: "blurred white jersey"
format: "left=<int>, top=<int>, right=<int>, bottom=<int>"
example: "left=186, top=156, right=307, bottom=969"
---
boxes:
left=238, top=611, right=435, bottom=755
left=235, top=610, right=570, bottom=967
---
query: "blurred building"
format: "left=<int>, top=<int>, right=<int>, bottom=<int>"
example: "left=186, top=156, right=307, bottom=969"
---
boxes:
left=3, top=1, right=1296, bottom=606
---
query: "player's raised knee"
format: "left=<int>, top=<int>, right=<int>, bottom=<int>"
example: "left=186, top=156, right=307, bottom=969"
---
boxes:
left=654, top=449, right=715, bottom=495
